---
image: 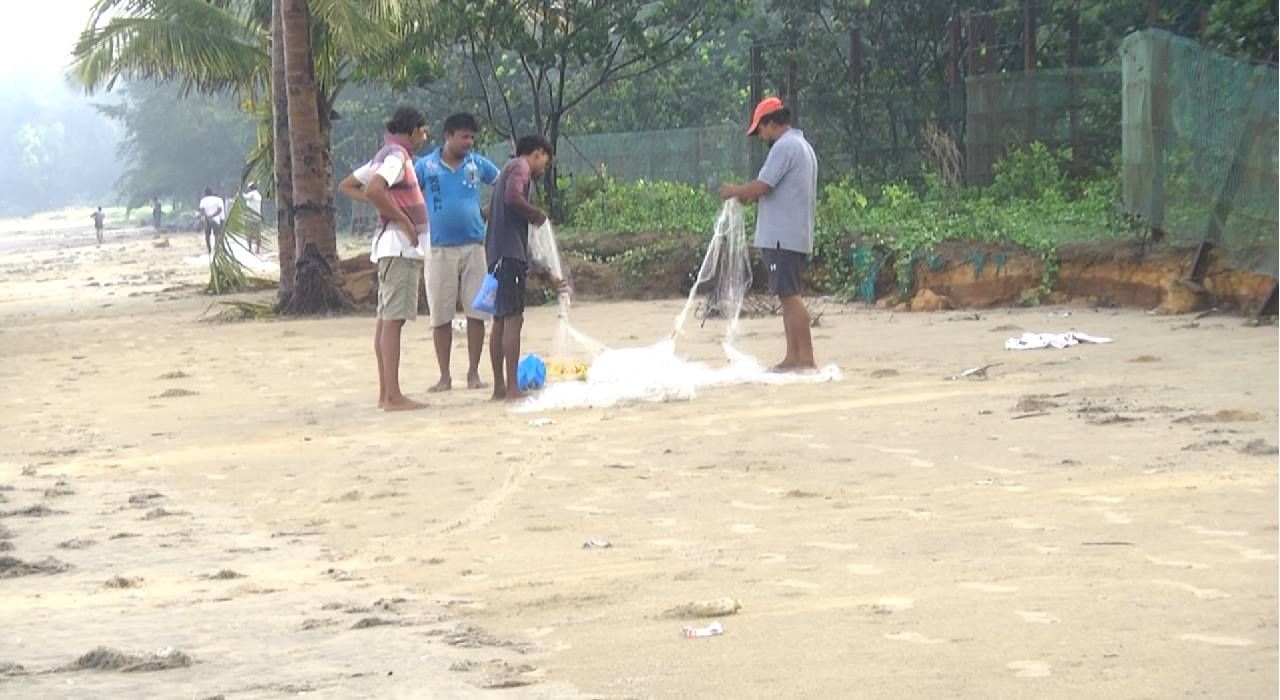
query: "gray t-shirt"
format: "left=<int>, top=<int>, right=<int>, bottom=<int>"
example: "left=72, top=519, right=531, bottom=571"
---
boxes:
left=754, top=128, right=818, bottom=254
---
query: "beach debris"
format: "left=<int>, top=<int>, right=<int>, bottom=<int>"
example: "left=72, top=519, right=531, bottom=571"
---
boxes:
left=664, top=597, right=742, bottom=619
left=103, top=575, right=144, bottom=589
left=682, top=621, right=725, bottom=638
left=949, top=363, right=998, bottom=380
left=199, top=569, right=246, bottom=580
left=582, top=539, right=612, bottom=550
left=69, top=646, right=192, bottom=673
left=1005, top=331, right=1112, bottom=351
left=0, top=556, right=72, bottom=578
left=527, top=418, right=555, bottom=427
left=1239, top=439, right=1278, bottom=456
left=0, top=504, right=64, bottom=518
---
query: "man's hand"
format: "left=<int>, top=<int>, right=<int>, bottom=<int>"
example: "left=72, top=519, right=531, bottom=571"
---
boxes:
left=401, top=217, right=419, bottom=246
left=530, top=209, right=548, bottom=226
left=719, top=183, right=739, bottom=200
left=547, top=275, right=570, bottom=293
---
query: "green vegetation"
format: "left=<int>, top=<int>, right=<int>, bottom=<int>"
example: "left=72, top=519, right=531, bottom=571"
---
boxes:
left=562, top=143, right=1127, bottom=301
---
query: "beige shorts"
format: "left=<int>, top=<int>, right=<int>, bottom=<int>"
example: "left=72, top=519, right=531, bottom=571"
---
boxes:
left=377, top=257, right=422, bottom=321
left=427, top=243, right=490, bottom=327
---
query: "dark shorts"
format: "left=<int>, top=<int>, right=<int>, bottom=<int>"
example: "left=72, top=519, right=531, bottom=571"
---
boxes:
left=492, top=258, right=527, bottom=318
left=762, top=247, right=807, bottom=297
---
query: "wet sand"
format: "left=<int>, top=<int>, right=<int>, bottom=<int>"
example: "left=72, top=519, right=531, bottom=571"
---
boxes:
left=1, top=222, right=1276, bottom=698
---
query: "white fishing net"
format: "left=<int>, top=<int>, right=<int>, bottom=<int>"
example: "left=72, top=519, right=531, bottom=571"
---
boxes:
left=519, top=200, right=841, bottom=412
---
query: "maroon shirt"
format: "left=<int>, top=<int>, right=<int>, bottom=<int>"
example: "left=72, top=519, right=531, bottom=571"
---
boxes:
left=485, top=157, right=542, bottom=266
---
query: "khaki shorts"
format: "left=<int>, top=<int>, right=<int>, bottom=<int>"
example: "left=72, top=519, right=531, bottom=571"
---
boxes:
left=377, top=257, right=422, bottom=321
left=427, top=243, right=490, bottom=327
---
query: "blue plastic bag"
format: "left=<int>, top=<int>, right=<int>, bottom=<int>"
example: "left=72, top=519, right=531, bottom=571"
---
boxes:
left=472, top=271, right=498, bottom=315
left=517, top=354, right=547, bottom=392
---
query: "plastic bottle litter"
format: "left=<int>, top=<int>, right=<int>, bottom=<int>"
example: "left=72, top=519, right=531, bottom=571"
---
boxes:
left=682, top=621, right=725, bottom=639
left=663, top=597, right=742, bottom=619
left=582, top=539, right=612, bottom=549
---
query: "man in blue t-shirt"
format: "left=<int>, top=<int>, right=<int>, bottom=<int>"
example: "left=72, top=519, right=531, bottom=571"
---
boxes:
left=414, top=113, right=501, bottom=392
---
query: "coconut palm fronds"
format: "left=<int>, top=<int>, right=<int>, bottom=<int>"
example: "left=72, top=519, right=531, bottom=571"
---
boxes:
left=200, top=300, right=276, bottom=323
left=208, top=191, right=269, bottom=294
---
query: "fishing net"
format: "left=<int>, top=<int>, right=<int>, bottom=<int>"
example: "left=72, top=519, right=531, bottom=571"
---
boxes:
left=518, top=199, right=840, bottom=412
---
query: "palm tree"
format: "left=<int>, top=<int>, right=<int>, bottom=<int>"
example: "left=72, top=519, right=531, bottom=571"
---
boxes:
left=278, top=0, right=348, bottom=313
left=71, top=0, right=428, bottom=311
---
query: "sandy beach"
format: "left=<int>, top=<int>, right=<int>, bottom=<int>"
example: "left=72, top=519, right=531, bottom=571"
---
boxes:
left=1, top=222, right=1276, bottom=699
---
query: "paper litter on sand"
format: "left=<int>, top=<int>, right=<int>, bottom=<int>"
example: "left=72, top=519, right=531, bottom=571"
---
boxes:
left=1004, top=331, right=1113, bottom=351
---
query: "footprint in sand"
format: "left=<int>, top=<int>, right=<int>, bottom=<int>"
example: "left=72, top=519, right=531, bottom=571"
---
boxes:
left=1177, top=633, right=1253, bottom=647
left=1145, top=554, right=1209, bottom=570
left=884, top=631, right=946, bottom=645
left=565, top=505, right=613, bottom=515
left=959, top=582, right=1019, bottom=593
left=1218, top=543, right=1277, bottom=561
left=1008, top=519, right=1056, bottom=531
left=1149, top=579, right=1230, bottom=600
left=847, top=564, right=884, bottom=575
left=805, top=541, right=857, bottom=551
left=1008, top=661, right=1052, bottom=678
left=773, top=579, right=820, bottom=590
left=977, top=465, right=1026, bottom=476
left=1187, top=525, right=1248, bottom=537
left=874, top=597, right=914, bottom=610
left=1014, top=610, right=1060, bottom=624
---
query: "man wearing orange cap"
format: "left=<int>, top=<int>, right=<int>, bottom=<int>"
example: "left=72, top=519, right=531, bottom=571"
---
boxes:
left=720, top=97, right=819, bottom=372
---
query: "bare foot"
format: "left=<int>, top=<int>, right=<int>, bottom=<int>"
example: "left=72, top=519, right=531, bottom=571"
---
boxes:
left=770, top=361, right=816, bottom=374
left=428, top=378, right=452, bottom=393
left=467, top=374, right=488, bottom=390
left=382, top=396, right=428, bottom=411
left=504, top=388, right=528, bottom=402
left=491, top=387, right=506, bottom=401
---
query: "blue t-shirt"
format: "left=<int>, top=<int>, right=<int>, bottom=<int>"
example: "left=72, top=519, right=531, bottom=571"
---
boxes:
left=414, top=148, right=500, bottom=247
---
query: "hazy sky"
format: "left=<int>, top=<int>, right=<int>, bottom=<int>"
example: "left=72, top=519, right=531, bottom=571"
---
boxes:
left=0, top=0, right=98, bottom=88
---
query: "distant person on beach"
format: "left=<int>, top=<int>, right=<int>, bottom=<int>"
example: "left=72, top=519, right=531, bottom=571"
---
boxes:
left=90, top=207, right=105, bottom=245
left=414, top=112, right=500, bottom=393
left=151, top=197, right=162, bottom=231
left=198, top=188, right=225, bottom=254
left=719, top=97, right=819, bottom=372
left=484, top=135, right=566, bottom=402
left=338, top=106, right=431, bottom=412
left=243, top=182, right=263, bottom=254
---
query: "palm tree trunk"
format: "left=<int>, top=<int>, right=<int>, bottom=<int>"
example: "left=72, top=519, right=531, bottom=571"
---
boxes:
left=271, top=0, right=296, bottom=304
left=279, top=0, right=348, bottom=314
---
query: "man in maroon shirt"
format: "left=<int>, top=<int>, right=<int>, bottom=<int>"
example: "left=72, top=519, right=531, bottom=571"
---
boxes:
left=484, top=135, right=566, bottom=401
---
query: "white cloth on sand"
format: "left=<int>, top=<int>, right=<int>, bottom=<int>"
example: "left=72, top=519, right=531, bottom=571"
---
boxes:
left=1005, top=331, right=1113, bottom=351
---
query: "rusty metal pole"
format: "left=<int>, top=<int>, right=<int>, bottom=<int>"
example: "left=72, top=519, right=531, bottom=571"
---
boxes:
left=749, top=43, right=764, bottom=174
left=1068, top=9, right=1081, bottom=175
left=849, top=26, right=863, bottom=166
left=1023, top=0, right=1038, bottom=143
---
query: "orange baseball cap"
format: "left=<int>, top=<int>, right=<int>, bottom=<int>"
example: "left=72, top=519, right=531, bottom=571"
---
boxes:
left=747, top=97, right=784, bottom=135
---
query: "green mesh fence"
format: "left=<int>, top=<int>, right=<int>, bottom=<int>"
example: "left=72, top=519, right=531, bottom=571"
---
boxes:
left=482, top=125, right=749, bottom=190
left=1121, top=29, right=1278, bottom=276
left=965, top=67, right=1121, bottom=185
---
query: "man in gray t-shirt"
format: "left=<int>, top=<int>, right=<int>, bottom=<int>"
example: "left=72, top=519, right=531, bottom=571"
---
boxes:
left=720, top=97, right=819, bottom=372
